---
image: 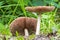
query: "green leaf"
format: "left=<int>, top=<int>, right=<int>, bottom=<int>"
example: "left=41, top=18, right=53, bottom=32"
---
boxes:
left=53, top=0, right=58, bottom=2
left=0, top=1, right=4, bottom=6
left=0, top=23, right=4, bottom=29
left=32, top=0, right=46, bottom=6
left=16, top=31, right=19, bottom=36
left=58, top=2, right=60, bottom=8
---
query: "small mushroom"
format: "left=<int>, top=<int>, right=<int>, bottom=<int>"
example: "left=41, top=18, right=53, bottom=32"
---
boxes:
left=10, top=17, right=37, bottom=38
left=25, top=6, right=55, bottom=36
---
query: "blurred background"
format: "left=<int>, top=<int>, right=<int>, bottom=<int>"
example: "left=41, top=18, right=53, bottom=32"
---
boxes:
left=0, top=0, right=60, bottom=40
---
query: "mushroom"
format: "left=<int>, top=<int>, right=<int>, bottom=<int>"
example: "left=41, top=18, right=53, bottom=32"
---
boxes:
left=25, top=6, right=55, bottom=36
left=10, top=6, right=55, bottom=40
left=10, top=17, right=37, bottom=39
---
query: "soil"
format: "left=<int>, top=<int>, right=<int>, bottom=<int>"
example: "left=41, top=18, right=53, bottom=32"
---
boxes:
left=0, top=34, right=60, bottom=40
left=32, top=35, right=50, bottom=40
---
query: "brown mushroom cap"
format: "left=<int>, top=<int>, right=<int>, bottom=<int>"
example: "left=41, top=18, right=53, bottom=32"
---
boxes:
left=25, top=6, right=55, bottom=12
left=10, top=17, right=37, bottom=36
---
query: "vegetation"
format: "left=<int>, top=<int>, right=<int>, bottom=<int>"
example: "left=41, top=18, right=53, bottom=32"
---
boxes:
left=0, top=0, right=60, bottom=40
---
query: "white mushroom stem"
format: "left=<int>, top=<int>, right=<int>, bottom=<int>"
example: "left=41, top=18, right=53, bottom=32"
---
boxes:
left=36, top=14, right=41, bottom=35
left=24, top=28, right=29, bottom=37
left=32, top=12, right=41, bottom=35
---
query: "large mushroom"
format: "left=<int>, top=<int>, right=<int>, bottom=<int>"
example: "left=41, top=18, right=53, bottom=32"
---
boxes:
left=10, top=17, right=37, bottom=39
left=25, top=6, right=55, bottom=37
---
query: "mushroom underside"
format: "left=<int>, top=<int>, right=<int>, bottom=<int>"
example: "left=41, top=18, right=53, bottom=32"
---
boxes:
left=10, top=17, right=37, bottom=36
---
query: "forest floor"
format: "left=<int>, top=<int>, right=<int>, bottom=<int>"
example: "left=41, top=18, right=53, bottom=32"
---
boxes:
left=0, top=34, right=60, bottom=40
